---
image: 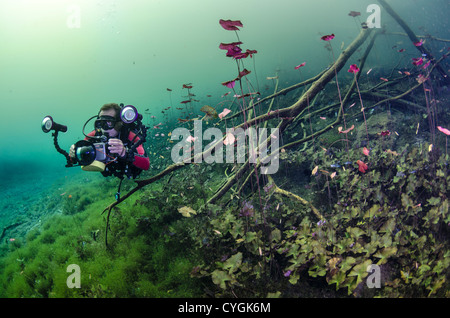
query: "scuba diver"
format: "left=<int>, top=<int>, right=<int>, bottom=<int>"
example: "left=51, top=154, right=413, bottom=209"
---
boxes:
left=69, top=102, right=150, bottom=179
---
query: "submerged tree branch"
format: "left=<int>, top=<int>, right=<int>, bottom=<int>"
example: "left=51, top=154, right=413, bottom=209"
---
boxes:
left=267, top=175, right=324, bottom=221
left=378, top=0, right=450, bottom=83
left=104, top=25, right=445, bottom=246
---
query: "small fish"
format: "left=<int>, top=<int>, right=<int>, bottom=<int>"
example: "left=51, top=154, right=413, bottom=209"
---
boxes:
left=330, top=164, right=341, bottom=168
left=380, top=77, right=389, bottom=82
left=366, top=68, right=372, bottom=75
left=312, top=165, right=319, bottom=175
left=348, top=11, right=361, bottom=17
left=294, top=62, right=306, bottom=69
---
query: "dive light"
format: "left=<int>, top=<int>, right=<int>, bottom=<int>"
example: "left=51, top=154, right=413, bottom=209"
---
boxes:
left=120, top=105, right=141, bottom=124
left=41, top=116, right=68, bottom=133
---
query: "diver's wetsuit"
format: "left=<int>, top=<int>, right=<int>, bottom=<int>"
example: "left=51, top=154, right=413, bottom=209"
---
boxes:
left=86, top=128, right=149, bottom=178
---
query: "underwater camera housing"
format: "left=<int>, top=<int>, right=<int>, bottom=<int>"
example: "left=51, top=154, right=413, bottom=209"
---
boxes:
left=42, top=104, right=147, bottom=172
left=73, top=136, right=111, bottom=171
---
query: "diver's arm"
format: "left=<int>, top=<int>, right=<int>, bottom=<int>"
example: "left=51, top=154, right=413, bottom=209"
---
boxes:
left=132, top=144, right=150, bottom=170
left=125, top=132, right=150, bottom=171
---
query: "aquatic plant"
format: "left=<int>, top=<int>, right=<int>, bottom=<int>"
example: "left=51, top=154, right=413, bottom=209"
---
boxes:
left=192, top=142, right=449, bottom=297
left=321, top=32, right=350, bottom=152
left=348, top=64, right=369, bottom=146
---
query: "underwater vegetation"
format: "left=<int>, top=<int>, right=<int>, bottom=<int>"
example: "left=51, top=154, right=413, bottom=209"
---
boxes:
left=0, top=175, right=206, bottom=297
left=2, top=2, right=450, bottom=298
left=190, top=143, right=450, bottom=297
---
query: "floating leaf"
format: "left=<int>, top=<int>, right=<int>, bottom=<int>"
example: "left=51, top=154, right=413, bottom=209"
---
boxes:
left=211, top=270, right=232, bottom=289
left=340, top=256, right=357, bottom=272
left=400, top=270, right=410, bottom=284
left=267, top=291, right=282, bottom=298
left=374, top=246, right=397, bottom=265
left=328, top=257, right=342, bottom=270
left=346, top=226, right=366, bottom=240
left=364, top=204, right=380, bottom=219
left=177, top=206, right=197, bottom=217
left=200, top=105, right=218, bottom=119
left=439, top=199, right=448, bottom=218
left=401, top=193, right=414, bottom=209
left=271, top=228, right=282, bottom=242
left=289, top=272, right=300, bottom=284
left=378, top=233, right=392, bottom=248
left=327, top=270, right=347, bottom=291
left=244, top=231, right=257, bottom=243
left=379, top=218, right=396, bottom=234
left=223, top=252, right=242, bottom=274
left=418, top=264, right=431, bottom=275
left=427, top=278, right=446, bottom=296
left=427, top=197, right=441, bottom=206
left=348, top=259, right=372, bottom=284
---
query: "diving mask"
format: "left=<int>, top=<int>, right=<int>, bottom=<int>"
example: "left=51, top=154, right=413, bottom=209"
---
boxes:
left=94, top=115, right=117, bottom=130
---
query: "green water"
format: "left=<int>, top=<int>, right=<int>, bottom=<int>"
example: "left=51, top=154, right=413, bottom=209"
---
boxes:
left=0, top=0, right=449, bottom=300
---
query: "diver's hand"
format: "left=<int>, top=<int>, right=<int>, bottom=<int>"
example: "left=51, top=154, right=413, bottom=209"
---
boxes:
left=108, top=139, right=126, bottom=157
